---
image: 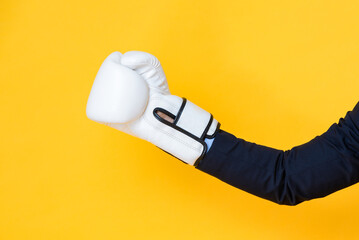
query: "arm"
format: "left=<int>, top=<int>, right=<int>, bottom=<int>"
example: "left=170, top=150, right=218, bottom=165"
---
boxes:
left=87, top=51, right=359, bottom=206
left=196, top=102, right=359, bottom=205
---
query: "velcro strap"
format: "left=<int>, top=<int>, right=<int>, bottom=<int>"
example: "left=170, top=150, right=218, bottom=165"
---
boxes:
left=175, top=99, right=212, bottom=139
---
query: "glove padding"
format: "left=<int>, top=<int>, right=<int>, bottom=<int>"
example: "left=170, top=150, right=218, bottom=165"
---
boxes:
left=86, top=51, right=220, bottom=166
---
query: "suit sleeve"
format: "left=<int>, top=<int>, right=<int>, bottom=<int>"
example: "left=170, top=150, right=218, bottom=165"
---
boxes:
left=196, top=101, right=359, bottom=205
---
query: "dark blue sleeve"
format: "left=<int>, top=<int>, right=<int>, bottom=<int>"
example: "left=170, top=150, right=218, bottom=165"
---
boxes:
left=196, top=101, right=359, bottom=205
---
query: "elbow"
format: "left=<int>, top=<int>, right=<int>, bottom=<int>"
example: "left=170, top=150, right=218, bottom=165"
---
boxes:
left=266, top=186, right=305, bottom=206
left=274, top=198, right=304, bottom=206
left=273, top=180, right=306, bottom=206
left=254, top=177, right=306, bottom=206
left=267, top=150, right=306, bottom=206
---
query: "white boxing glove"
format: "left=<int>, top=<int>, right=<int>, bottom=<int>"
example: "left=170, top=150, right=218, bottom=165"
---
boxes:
left=86, top=51, right=220, bottom=166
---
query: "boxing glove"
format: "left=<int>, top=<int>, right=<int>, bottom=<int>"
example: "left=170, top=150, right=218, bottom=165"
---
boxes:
left=86, top=51, right=220, bottom=166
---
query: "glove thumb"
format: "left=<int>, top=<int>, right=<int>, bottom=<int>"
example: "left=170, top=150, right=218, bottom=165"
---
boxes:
left=120, top=51, right=170, bottom=94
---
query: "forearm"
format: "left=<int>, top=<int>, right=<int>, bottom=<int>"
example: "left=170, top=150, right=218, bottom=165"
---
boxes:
left=196, top=102, right=359, bottom=205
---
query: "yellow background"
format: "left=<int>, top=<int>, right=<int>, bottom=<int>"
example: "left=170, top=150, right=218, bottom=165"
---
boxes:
left=1, top=0, right=359, bottom=239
